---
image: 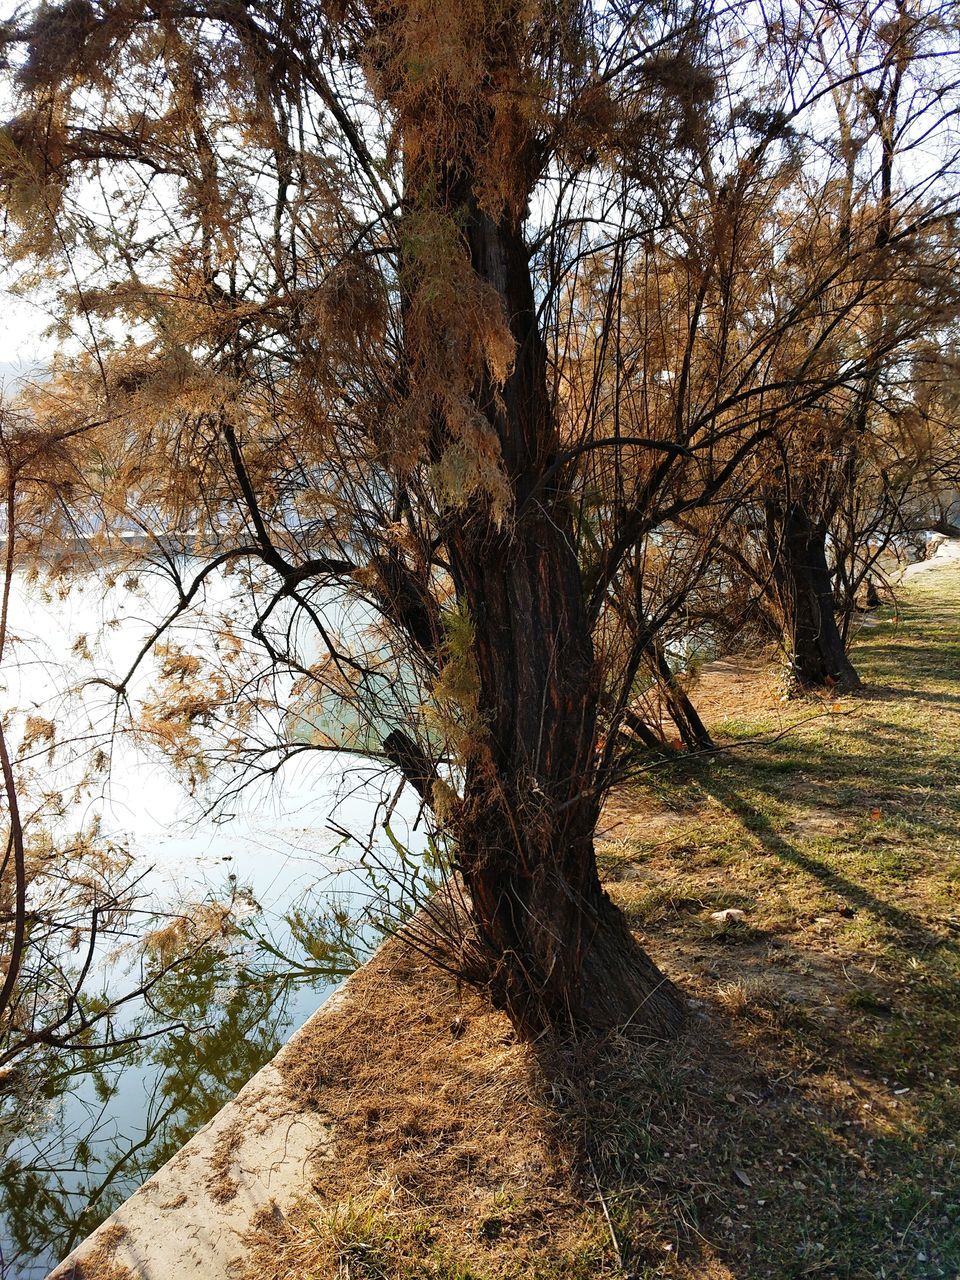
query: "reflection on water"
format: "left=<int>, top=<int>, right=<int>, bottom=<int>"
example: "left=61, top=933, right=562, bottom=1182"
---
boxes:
left=0, top=568, right=425, bottom=1277
left=0, top=851, right=412, bottom=1279
left=2, top=875, right=341, bottom=1276
left=2, top=923, right=286, bottom=1272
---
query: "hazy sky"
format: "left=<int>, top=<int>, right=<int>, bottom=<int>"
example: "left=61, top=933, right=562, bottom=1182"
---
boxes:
left=0, top=0, right=57, bottom=381
left=0, top=278, right=56, bottom=383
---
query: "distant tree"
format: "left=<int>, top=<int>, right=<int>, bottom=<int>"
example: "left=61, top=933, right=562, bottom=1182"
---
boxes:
left=893, top=341, right=960, bottom=541
left=713, top=2, right=960, bottom=689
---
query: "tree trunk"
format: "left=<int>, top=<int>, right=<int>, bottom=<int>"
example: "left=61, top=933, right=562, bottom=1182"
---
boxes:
left=380, top=6, right=685, bottom=1039
left=624, top=709, right=677, bottom=753
left=647, top=637, right=713, bottom=751
left=434, top=195, right=683, bottom=1038
left=768, top=502, right=862, bottom=692
left=449, top=512, right=683, bottom=1037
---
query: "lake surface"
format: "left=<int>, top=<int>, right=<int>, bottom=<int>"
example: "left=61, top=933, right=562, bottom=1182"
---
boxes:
left=0, top=567, right=422, bottom=1277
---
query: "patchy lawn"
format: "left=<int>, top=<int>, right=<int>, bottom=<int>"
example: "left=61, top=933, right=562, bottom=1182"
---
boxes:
left=245, top=560, right=960, bottom=1280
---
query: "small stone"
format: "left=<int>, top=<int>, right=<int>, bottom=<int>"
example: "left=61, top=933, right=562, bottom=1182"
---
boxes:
left=710, top=908, right=746, bottom=924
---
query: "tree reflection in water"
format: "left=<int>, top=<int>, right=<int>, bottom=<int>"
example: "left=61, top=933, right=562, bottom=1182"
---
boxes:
left=0, top=880, right=371, bottom=1279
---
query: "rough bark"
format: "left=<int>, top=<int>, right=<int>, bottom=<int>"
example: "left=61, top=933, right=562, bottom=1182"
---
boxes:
left=768, top=502, right=862, bottom=692
left=432, top=191, right=683, bottom=1038
left=448, top=511, right=684, bottom=1038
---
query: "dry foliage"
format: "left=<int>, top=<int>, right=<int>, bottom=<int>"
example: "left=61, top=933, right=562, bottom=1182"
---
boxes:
left=47, top=1224, right=136, bottom=1280
left=1, top=0, right=960, bottom=1031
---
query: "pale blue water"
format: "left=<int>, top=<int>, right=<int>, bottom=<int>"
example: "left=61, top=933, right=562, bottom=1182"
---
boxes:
left=0, top=571, right=423, bottom=1277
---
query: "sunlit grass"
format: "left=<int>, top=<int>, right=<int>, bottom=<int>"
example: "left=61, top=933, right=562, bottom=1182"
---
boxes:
left=594, top=560, right=960, bottom=1278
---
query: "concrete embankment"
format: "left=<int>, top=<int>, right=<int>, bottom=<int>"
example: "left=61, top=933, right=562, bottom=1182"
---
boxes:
left=45, top=961, right=369, bottom=1280
left=900, top=534, right=960, bottom=580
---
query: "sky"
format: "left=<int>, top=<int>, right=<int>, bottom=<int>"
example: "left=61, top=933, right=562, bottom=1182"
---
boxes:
left=0, top=0, right=57, bottom=377
left=0, top=277, right=55, bottom=377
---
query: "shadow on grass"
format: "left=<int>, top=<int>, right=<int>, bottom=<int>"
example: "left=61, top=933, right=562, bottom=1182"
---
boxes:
left=857, top=681, right=960, bottom=707
left=696, top=772, right=951, bottom=953
left=549, top=578, right=960, bottom=1276
left=534, top=983, right=960, bottom=1280
left=853, top=599, right=960, bottom=686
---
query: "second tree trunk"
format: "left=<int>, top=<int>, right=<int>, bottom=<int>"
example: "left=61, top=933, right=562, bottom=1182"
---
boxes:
left=769, top=502, right=862, bottom=692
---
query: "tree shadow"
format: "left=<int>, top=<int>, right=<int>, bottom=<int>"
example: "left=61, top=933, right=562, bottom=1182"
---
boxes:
left=531, top=973, right=957, bottom=1280
left=856, top=681, right=960, bottom=707
left=695, top=772, right=950, bottom=954
left=854, top=639, right=960, bottom=683
left=553, top=680, right=960, bottom=1272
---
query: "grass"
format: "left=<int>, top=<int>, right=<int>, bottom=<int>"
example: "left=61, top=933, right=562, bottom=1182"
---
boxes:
left=592, top=561, right=960, bottom=1278
left=243, top=560, right=960, bottom=1280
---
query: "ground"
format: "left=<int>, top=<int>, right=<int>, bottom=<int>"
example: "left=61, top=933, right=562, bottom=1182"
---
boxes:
left=245, top=555, right=960, bottom=1280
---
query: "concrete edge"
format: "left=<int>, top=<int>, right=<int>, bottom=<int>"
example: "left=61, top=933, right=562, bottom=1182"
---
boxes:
left=46, top=956, right=373, bottom=1280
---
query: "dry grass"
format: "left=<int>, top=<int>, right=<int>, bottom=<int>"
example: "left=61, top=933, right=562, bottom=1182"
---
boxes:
left=47, top=1224, right=136, bottom=1280
left=243, top=561, right=960, bottom=1279
left=244, top=939, right=612, bottom=1279
left=207, top=1118, right=242, bottom=1205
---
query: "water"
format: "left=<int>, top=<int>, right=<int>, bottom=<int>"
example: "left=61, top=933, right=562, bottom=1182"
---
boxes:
left=0, top=565, right=423, bottom=1277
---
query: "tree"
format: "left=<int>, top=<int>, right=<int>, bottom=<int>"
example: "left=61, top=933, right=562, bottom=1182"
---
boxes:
left=1, top=0, right=958, bottom=1037
left=713, top=1, right=960, bottom=689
